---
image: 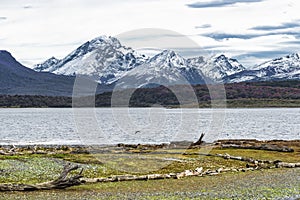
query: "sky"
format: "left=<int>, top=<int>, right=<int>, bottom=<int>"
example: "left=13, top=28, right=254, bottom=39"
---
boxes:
left=1, top=0, right=300, bottom=68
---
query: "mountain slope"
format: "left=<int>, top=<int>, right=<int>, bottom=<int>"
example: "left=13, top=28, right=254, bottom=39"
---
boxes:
left=34, top=57, right=60, bottom=72
left=115, top=50, right=207, bottom=89
left=0, top=50, right=76, bottom=96
left=227, top=53, right=300, bottom=83
left=34, top=36, right=147, bottom=84
left=187, top=54, right=245, bottom=83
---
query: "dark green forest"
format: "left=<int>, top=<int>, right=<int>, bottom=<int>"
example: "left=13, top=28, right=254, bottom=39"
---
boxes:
left=1, top=80, right=300, bottom=108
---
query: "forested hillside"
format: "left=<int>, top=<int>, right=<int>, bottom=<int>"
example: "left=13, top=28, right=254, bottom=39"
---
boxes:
left=1, top=80, right=300, bottom=108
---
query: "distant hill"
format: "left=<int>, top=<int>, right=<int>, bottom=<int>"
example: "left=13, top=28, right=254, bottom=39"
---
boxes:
left=0, top=50, right=111, bottom=96
left=0, top=50, right=76, bottom=96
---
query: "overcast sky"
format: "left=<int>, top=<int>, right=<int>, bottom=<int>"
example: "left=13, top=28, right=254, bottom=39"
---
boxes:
left=1, top=0, right=300, bottom=68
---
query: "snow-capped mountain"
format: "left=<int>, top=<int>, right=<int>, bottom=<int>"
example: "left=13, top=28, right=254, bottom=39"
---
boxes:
left=226, top=53, right=300, bottom=83
left=34, top=57, right=60, bottom=72
left=34, top=36, right=148, bottom=84
left=33, top=35, right=300, bottom=86
left=34, top=35, right=243, bottom=86
left=115, top=50, right=207, bottom=88
left=187, top=54, right=245, bottom=83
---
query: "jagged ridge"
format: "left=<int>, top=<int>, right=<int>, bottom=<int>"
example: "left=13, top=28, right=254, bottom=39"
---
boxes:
left=33, top=35, right=300, bottom=85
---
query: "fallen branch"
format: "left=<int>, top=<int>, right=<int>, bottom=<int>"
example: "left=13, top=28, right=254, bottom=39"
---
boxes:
left=275, top=162, right=300, bottom=168
left=82, top=166, right=260, bottom=184
left=82, top=167, right=205, bottom=183
left=220, top=144, right=294, bottom=152
left=191, top=133, right=205, bottom=146
left=216, top=153, right=300, bottom=169
left=0, top=163, right=84, bottom=191
left=216, top=153, right=271, bottom=165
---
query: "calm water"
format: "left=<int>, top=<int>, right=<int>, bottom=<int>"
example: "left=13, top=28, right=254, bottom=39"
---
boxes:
left=0, top=108, right=299, bottom=145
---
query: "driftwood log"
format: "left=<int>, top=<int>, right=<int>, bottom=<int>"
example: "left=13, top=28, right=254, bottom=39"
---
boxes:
left=216, top=153, right=300, bottom=169
left=220, top=144, right=294, bottom=152
left=190, top=133, right=205, bottom=147
left=0, top=145, right=19, bottom=156
left=275, top=162, right=300, bottom=168
left=0, top=163, right=84, bottom=191
left=81, top=165, right=263, bottom=184
left=82, top=167, right=222, bottom=183
left=216, top=153, right=272, bottom=164
left=195, top=133, right=205, bottom=145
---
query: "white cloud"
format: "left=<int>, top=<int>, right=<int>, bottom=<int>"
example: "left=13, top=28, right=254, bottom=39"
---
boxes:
left=0, top=0, right=300, bottom=67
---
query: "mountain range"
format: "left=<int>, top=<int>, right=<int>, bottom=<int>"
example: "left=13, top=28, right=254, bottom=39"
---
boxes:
left=225, top=53, right=300, bottom=83
left=33, top=36, right=300, bottom=86
left=1, top=35, right=300, bottom=96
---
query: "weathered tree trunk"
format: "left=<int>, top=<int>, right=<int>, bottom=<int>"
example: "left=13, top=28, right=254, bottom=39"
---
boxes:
left=216, top=153, right=300, bottom=169
left=220, top=144, right=294, bottom=152
left=0, top=163, right=84, bottom=191
left=275, top=162, right=300, bottom=168
left=82, top=167, right=205, bottom=183
left=0, top=145, right=18, bottom=156
left=192, top=133, right=205, bottom=146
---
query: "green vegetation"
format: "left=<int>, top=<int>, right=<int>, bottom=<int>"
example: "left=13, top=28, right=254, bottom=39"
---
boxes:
left=1, top=80, right=300, bottom=108
left=225, top=99, right=300, bottom=108
left=0, top=142, right=299, bottom=199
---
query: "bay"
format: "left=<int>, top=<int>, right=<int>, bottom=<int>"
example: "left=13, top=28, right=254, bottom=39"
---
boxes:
left=0, top=108, right=299, bottom=145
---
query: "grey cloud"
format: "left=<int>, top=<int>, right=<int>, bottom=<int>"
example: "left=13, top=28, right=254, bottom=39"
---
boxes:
left=202, top=32, right=260, bottom=40
left=23, top=5, right=33, bottom=9
left=202, top=31, right=300, bottom=41
left=280, top=40, right=300, bottom=45
left=187, top=0, right=264, bottom=8
left=251, top=22, right=300, bottom=31
left=234, top=50, right=294, bottom=67
left=0, top=17, right=7, bottom=20
left=195, top=24, right=212, bottom=29
left=236, top=51, right=293, bottom=60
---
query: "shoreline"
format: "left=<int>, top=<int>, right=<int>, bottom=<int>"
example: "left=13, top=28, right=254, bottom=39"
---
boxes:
left=1, top=139, right=299, bottom=150
left=1, top=106, right=300, bottom=109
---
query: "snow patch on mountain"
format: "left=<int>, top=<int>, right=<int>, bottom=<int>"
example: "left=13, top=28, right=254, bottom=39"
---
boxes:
left=34, top=36, right=148, bottom=84
left=33, top=57, right=60, bottom=72
left=227, top=53, right=300, bottom=83
left=187, top=54, right=245, bottom=82
left=115, top=50, right=206, bottom=88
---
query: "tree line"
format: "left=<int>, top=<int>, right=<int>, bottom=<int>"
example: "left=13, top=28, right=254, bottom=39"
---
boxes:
left=1, top=80, right=300, bottom=108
